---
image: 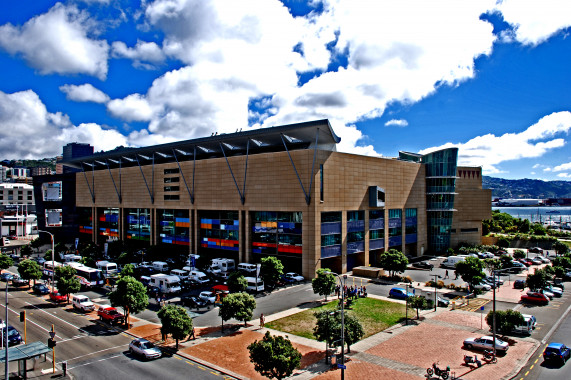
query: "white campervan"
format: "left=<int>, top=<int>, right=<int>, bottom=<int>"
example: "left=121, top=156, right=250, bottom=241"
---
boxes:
left=513, top=314, right=537, bottom=335
left=188, top=270, right=210, bottom=284
left=63, top=254, right=82, bottom=263
left=149, top=274, right=181, bottom=294
left=441, top=256, right=465, bottom=269
left=212, top=258, right=235, bottom=273
left=96, top=261, right=118, bottom=277
left=152, top=261, right=170, bottom=273
left=171, top=268, right=189, bottom=279
left=245, top=277, right=264, bottom=292
left=237, top=263, right=257, bottom=274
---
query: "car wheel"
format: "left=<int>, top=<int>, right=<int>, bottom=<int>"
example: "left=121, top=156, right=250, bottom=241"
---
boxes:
left=465, top=344, right=473, bottom=349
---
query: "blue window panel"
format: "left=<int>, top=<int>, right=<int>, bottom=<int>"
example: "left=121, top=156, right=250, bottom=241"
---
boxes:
left=370, top=239, right=385, bottom=250
left=321, top=245, right=341, bottom=258
left=347, top=220, right=365, bottom=233
left=388, top=218, right=402, bottom=228
left=347, top=254, right=357, bottom=272
left=369, top=218, right=384, bottom=230
left=405, top=217, right=417, bottom=226
left=388, top=236, right=402, bottom=247
left=405, top=233, right=417, bottom=244
left=321, top=222, right=341, bottom=235
left=347, top=241, right=364, bottom=254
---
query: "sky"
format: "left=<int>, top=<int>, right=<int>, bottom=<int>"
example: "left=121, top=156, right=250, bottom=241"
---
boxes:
left=0, top=0, right=570, bottom=181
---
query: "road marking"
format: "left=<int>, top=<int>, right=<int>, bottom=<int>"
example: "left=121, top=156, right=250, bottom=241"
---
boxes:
left=64, top=344, right=125, bottom=363
left=530, top=365, right=534, bottom=370
left=59, top=334, right=90, bottom=343
left=534, top=358, right=538, bottom=363
left=25, top=301, right=87, bottom=333
left=175, top=356, right=182, bottom=360
left=0, top=302, right=64, bottom=339
left=525, top=371, right=529, bottom=376
left=65, top=353, right=124, bottom=370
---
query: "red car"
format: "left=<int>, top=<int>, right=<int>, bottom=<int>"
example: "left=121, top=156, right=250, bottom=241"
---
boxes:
left=49, top=292, right=67, bottom=303
left=519, top=259, right=532, bottom=267
left=521, top=291, right=549, bottom=305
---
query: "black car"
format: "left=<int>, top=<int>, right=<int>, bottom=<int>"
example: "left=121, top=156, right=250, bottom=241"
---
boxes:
left=32, top=283, right=50, bottom=295
left=180, top=295, right=207, bottom=309
left=0, top=326, right=22, bottom=346
left=513, top=279, right=526, bottom=289
left=180, top=278, right=202, bottom=291
left=529, top=247, right=543, bottom=253
left=411, top=261, right=434, bottom=270
left=507, top=262, right=526, bottom=273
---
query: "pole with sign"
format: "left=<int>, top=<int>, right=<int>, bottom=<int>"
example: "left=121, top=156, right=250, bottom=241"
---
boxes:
left=481, top=306, right=485, bottom=330
left=49, top=325, right=56, bottom=373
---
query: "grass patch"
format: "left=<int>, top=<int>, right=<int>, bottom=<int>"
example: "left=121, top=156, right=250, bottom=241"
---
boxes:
left=266, top=297, right=407, bottom=340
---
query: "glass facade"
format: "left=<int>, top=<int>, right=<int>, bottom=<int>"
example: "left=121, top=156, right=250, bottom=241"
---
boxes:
left=78, top=207, right=93, bottom=236
left=388, top=209, right=402, bottom=247
left=98, top=208, right=119, bottom=239
left=125, top=208, right=151, bottom=241
left=158, top=209, right=190, bottom=246
left=347, top=210, right=364, bottom=254
left=200, top=210, right=239, bottom=251
left=251, top=211, right=302, bottom=256
left=405, top=208, right=417, bottom=244
left=321, top=211, right=342, bottom=258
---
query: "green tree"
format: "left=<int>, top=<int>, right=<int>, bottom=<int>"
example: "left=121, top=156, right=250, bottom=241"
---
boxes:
left=343, top=313, right=365, bottom=353
left=378, top=249, right=409, bottom=277
left=30, top=237, right=43, bottom=252
left=312, top=268, right=336, bottom=301
left=553, top=241, right=570, bottom=256
left=119, top=263, right=135, bottom=277
left=313, top=307, right=364, bottom=354
left=0, top=254, right=14, bottom=273
left=109, top=275, right=149, bottom=326
left=157, top=305, right=193, bottom=349
left=455, top=256, right=486, bottom=292
left=513, top=249, right=526, bottom=260
left=227, top=271, right=248, bottom=293
left=499, top=254, right=513, bottom=270
left=44, top=250, right=53, bottom=261
left=260, top=256, right=284, bottom=289
left=219, top=292, right=256, bottom=330
left=408, top=296, right=428, bottom=319
left=531, top=223, right=547, bottom=236
left=497, top=237, right=510, bottom=249
left=55, top=242, right=68, bottom=257
left=17, top=259, right=42, bottom=287
left=526, top=268, right=550, bottom=291
left=55, top=265, right=81, bottom=303
left=486, top=310, right=525, bottom=334
left=248, top=331, right=301, bottom=380
left=552, top=256, right=571, bottom=269
left=21, top=244, right=33, bottom=257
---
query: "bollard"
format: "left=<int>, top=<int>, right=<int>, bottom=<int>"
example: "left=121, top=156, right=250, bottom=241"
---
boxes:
left=62, top=361, right=68, bottom=376
left=451, top=301, right=455, bottom=310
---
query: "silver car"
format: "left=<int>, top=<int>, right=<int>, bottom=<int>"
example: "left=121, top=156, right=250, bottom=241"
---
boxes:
left=464, top=336, right=509, bottom=353
left=129, top=338, right=162, bottom=360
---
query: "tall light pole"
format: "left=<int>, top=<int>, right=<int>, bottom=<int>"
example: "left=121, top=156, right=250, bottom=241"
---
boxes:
left=37, top=230, right=55, bottom=292
left=325, top=272, right=346, bottom=380
left=430, top=274, right=441, bottom=312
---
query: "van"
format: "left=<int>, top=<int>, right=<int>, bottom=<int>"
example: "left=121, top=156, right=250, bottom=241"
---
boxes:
left=211, top=258, right=235, bottom=273
left=152, top=261, right=170, bottom=273
left=63, top=254, right=82, bottom=263
left=185, top=254, right=200, bottom=268
left=513, top=314, right=537, bottom=335
left=96, top=261, right=118, bottom=277
left=188, top=270, right=210, bottom=284
left=237, top=263, right=257, bottom=274
left=149, top=274, right=181, bottom=294
left=245, top=277, right=264, bottom=292
left=441, top=256, right=465, bottom=269
left=0, top=237, right=9, bottom=246
left=171, top=269, right=189, bottom=279
left=71, top=295, right=95, bottom=312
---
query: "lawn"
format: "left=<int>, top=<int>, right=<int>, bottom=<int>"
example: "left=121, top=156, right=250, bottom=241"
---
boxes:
left=266, top=297, right=407, bottom=340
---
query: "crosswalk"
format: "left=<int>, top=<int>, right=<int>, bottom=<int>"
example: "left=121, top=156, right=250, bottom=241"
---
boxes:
left=452, top=296, right=491, bottom=312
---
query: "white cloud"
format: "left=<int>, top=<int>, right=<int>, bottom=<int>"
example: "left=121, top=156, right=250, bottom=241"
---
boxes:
left=552, top=162, right=571, bottom=172
left=0, top=3, right=109, bottom=79
left=532, top=163, right=541, bottom=169
left=111, top=40, right=166, bottom=67
left=384, top=119, right=408, bottom=127
left=556, top=173, right=571, bottom=178
left=59, top=84, right=110, bottom=103
left=0, top=90, right=127, bottom=158
left=420, top=111, right=571, bottom=174
left=107, top=93, right=154, bottom=122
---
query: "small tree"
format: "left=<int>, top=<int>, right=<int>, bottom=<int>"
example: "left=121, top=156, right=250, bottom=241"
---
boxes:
left=248, top=331, right=301, bottom=380
left=55, top=265, right=81, bottom=303
left=219, top=292, right=256, bottom=330
left=408, top=295, right=428, bottom=319
left=313, top=310, right=337, bottom=362
left=526, top=268, right=550, bottom=291
left=119, top=263, right=135, bottom=278
left=455, top=256, right=485, bottom=292
left=497, top=237, right=510, bottom=249
left=21, top=244, right=33, bottom=257
left=260, top=256, right=284, bottom=289
left=313, top=307, right=364, bottom=354
left=378, top=249, right=409, bottom=277
left=109, top=275, right=149, bottom=326
left=312, top=268, right=336, bottom=301
left=486, top=310, right=525, bottom=334
left=44, top=250, right=53, bottom=261
left=0, top=254, right=14, bottom=273
left=343, top=313, right=365, bottom=353
left=157, top=305, right=193, bottom=349
left=513, top=250, right=526, bottom=260
left=499, top=254, right=513, bottom=270
left=227, top=271, right=248, bottom=293
left=30, top=237, right=43, bottom=252
left=18, top=259, right=42, bottom=287
left=553, top=241, right=570, bottom=256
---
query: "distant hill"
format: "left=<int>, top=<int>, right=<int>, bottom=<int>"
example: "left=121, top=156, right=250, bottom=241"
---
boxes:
left=483, top=176, right=571, bottom=199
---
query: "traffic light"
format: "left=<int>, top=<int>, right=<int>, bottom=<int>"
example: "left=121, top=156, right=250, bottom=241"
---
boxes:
left=47, top=338, right=56, bottom=348
left=20, top=311, right=25, bottom=322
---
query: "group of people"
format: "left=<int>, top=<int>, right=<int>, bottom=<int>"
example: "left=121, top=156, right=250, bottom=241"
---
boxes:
left=335, top=284, right=367, bottom=299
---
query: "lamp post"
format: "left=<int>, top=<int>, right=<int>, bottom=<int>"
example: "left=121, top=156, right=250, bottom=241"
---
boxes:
left=430, top=274, right=442, bottom=312
left=405, top=283, right=409, bottom=325
left=37, top=230, right=55, bottom=292
left=325, top=272, right=346, bottom=380
left=491, top=266, right=514, bottom=360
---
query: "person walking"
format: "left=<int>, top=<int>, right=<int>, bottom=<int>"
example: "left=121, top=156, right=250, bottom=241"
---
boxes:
left=445, top=270, right=449, bottom=279
left=260, top=313, right=265, bottom=329
left=190, top=326, right=196, bottom=340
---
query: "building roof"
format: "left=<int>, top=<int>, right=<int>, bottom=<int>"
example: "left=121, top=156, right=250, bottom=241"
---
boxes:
left=63, top=119, right=340, bottom=170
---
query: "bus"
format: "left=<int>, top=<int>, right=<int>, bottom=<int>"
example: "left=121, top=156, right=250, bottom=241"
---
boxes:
left=67, top=262, right=105, bottom=287
left=43, top=261, right=63, bottom=277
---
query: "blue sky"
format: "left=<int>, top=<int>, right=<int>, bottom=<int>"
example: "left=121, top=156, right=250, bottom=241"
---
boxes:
left=1, top=0, right=570, bottom=181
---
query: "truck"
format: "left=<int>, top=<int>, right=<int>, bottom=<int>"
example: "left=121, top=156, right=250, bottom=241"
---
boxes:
left=149, top=274, right=181, bottom=294
left=97, top=305, right=125, bottom=325
left=441, top=256, right=465, bottom=269
left=211, top=258, right=235, bottom=273
left=96, top=260, right=118, bottom=278
left=152, top=261, right=170, bottom=273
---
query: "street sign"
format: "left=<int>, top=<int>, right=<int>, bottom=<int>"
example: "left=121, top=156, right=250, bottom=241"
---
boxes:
left=337, top=364, right=346, bottom=369
left=480, top=306, right=485, bottom=310
left=49, top=331, right=56, bottom=339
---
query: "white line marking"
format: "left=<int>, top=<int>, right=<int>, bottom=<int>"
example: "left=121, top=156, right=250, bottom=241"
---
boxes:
left=63, top=344, right=126, bottom=363
left=65, top=353, right=124, bottom=370
left=25, top=301, right=87, bottom=333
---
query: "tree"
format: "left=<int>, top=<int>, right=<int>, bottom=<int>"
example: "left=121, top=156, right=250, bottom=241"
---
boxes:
left=526, top=268, right=550, bottom=291
left=312, top=268, right=336, bottom=301
left=0, top=254, right=14, bottom=273
left=55, top=265, right=81, bottom=303
left=260, top=256, right=284, bottom=289
left=227, top=271, right=248, bottom=293
left=120, top=263, right=135, bottom=277
left=157, top=305, right=193, bottom=349
left=378, top=249, right=409, bottom=277
left=44, top=250, right=53, bottom=261
left=248, top=331, right=301, bottom=380
left=455, top=256, right=485, bottom=292
left=219, top=292, right=256, bottom=330
left=553, top=241, right=569, bottom=256
left=486, top=310, right=525, bottom=334
left=17, top=259, right=42, bottom=287
left=30, top=237, right=43, bottom=252
left=408, top=296, right=428, bottom=319
left=55, top=242, right=68, bottom=258
left=21, top=244, right=33, bottom=258
left=513, top=250, right=525, bottom=260
left=499, top=254, right=513, bottom=270
left=343, top=313, right=365, bottom=353
left=497, top=237, right=510, bottom=249
left=109, top=275, right=149, bottom=326
left=313, top=307, right=364, bottom=354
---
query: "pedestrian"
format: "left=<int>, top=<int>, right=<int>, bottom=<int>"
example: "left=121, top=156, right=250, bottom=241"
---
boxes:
left=454, top=270, right=459, bottom=280
left=190, top=326, right=196, bottom=340
left=445, top=270, right=449, bottom=279
left=260, top=313, right=265, bottom=329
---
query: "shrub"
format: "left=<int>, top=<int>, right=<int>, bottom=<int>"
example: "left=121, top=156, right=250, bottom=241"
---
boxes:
left=437, top=280, right=445, bottom=288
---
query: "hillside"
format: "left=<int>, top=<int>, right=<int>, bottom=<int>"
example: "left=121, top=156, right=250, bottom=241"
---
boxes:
left=483, top=176, right=571, bottom=199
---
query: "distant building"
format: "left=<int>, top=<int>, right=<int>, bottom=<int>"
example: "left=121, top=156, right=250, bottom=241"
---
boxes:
left=0, top=183, right=35, bottom=206
left=0, top=166, right=7, bottom=182
left=31, top=167, right=52, bottom=176
left=495, top=199, right=543, bottom=206
left=62, top=143, right=94, bottom=173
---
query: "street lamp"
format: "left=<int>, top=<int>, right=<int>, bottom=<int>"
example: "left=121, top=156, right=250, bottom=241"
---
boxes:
left=430, top=274, right=442, bottom=312
left=37, top=230, right=55, bottom=292
left=491, top=266, right=515, bottom=360
left=325, top=271, right=347, bottom=380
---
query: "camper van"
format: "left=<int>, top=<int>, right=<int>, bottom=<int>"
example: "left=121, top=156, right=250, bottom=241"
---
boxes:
left=170, top=268, right=189, bottom=279
left=441, top=256, right=465, bottom=269
left=96, top=261, right=118, bottom=277
left=152, top=261, right=170, bottom=273
left=238, top=263, right=258, bottom=274
left=188, top=270, right=210, bottom=284
left=63, top=254, right=82, bottom=263
left=513, top=314, right=537, bottom=335
left=211, top=258, right=235, bottom=273
left=245, top=277, right=264, bottom=292
left=149, top=274, right=181, bottom=294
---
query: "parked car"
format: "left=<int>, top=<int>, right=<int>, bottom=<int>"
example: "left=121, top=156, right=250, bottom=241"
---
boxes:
left=97, top=305, right=125, bottom=325
left=129, top=338, right=162, bottom=360
left=411, top=261, right=434, bottom=270
left=521, top=291, right=549, bottom=305
left=32, top=283, right=50, bottom=295
left=72, top=295, right=95, bottom=312
left=389, top=287, right=414, bottom=300
left=530, top=258, right=543, bottom=265
left=33, top=256, right=46, bottom=265
left=481, top=279, right=498, bottom=289
left=539, top=256, right=551, bottom=264
left=0, top=273, right=14, bottom=282
left=199, top=291, right=216, bottom=304
left=180, top=278, right=202, bottom=291
left=544, top=285, right=563, bottom=297
left=49, top=292, right=67, bottom=303
left=529, top=247, right=543, bottom=253
left=283, top=272, right=304, bottom=282
left=513, top=280, right=526, bottom=289
left=543, top=343, right=571, bottom=364
left=522, top=258, right=534, bottom=266
left=508, top=262, right=526, bottom=273
left=541, top=289, right=555, bottom=300
left=472, top=282, right=491, bottom=292
left=180, top=295, right=207, bottom=309
left=485, top=276, right=504, bottom=285
left=463, top=336, right=509, bottom=354
left=436, top=296, right=450, bottom=307
left=0, top=326, right=22, bottom=346
left=11, top=276, right=30, bottom=287
left=280, top=275, right=295, bottom=284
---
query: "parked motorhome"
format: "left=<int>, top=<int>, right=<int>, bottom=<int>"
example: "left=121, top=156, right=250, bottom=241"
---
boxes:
left=211, top=258, right=235, bottom=273
left=96, top=261, right=118, bottom=277
left=152, top=261, right=170, bottom=273
left=245, top=277, right=264, bottom=292
left=149, top=274, right=181, bottom=294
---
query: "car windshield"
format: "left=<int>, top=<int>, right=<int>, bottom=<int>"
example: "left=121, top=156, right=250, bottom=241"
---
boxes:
left=545, top=347, right=559, bottom=354
left=108, top=310, right=120, bottom=315
left=141, top=342, right=155, bottom=349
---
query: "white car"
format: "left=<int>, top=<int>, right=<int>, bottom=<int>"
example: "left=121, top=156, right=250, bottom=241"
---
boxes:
left=284, top=272, right=304, bottom=282
left=473, top=282, right=491, bottom=291
left=539, top=256, right=551, bottom=264
left=129, top=338, right=162, bottom=360
left=199, top=291, right=216, bottom=304
left=464, top=336, right=509, bottom=353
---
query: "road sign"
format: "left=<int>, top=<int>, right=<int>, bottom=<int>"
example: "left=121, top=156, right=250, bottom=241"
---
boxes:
left=480, top=306, right=485, bottom=310
left=337, top=364, right=346, bottom=369
left=49, top=331, right=56, bottom=339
